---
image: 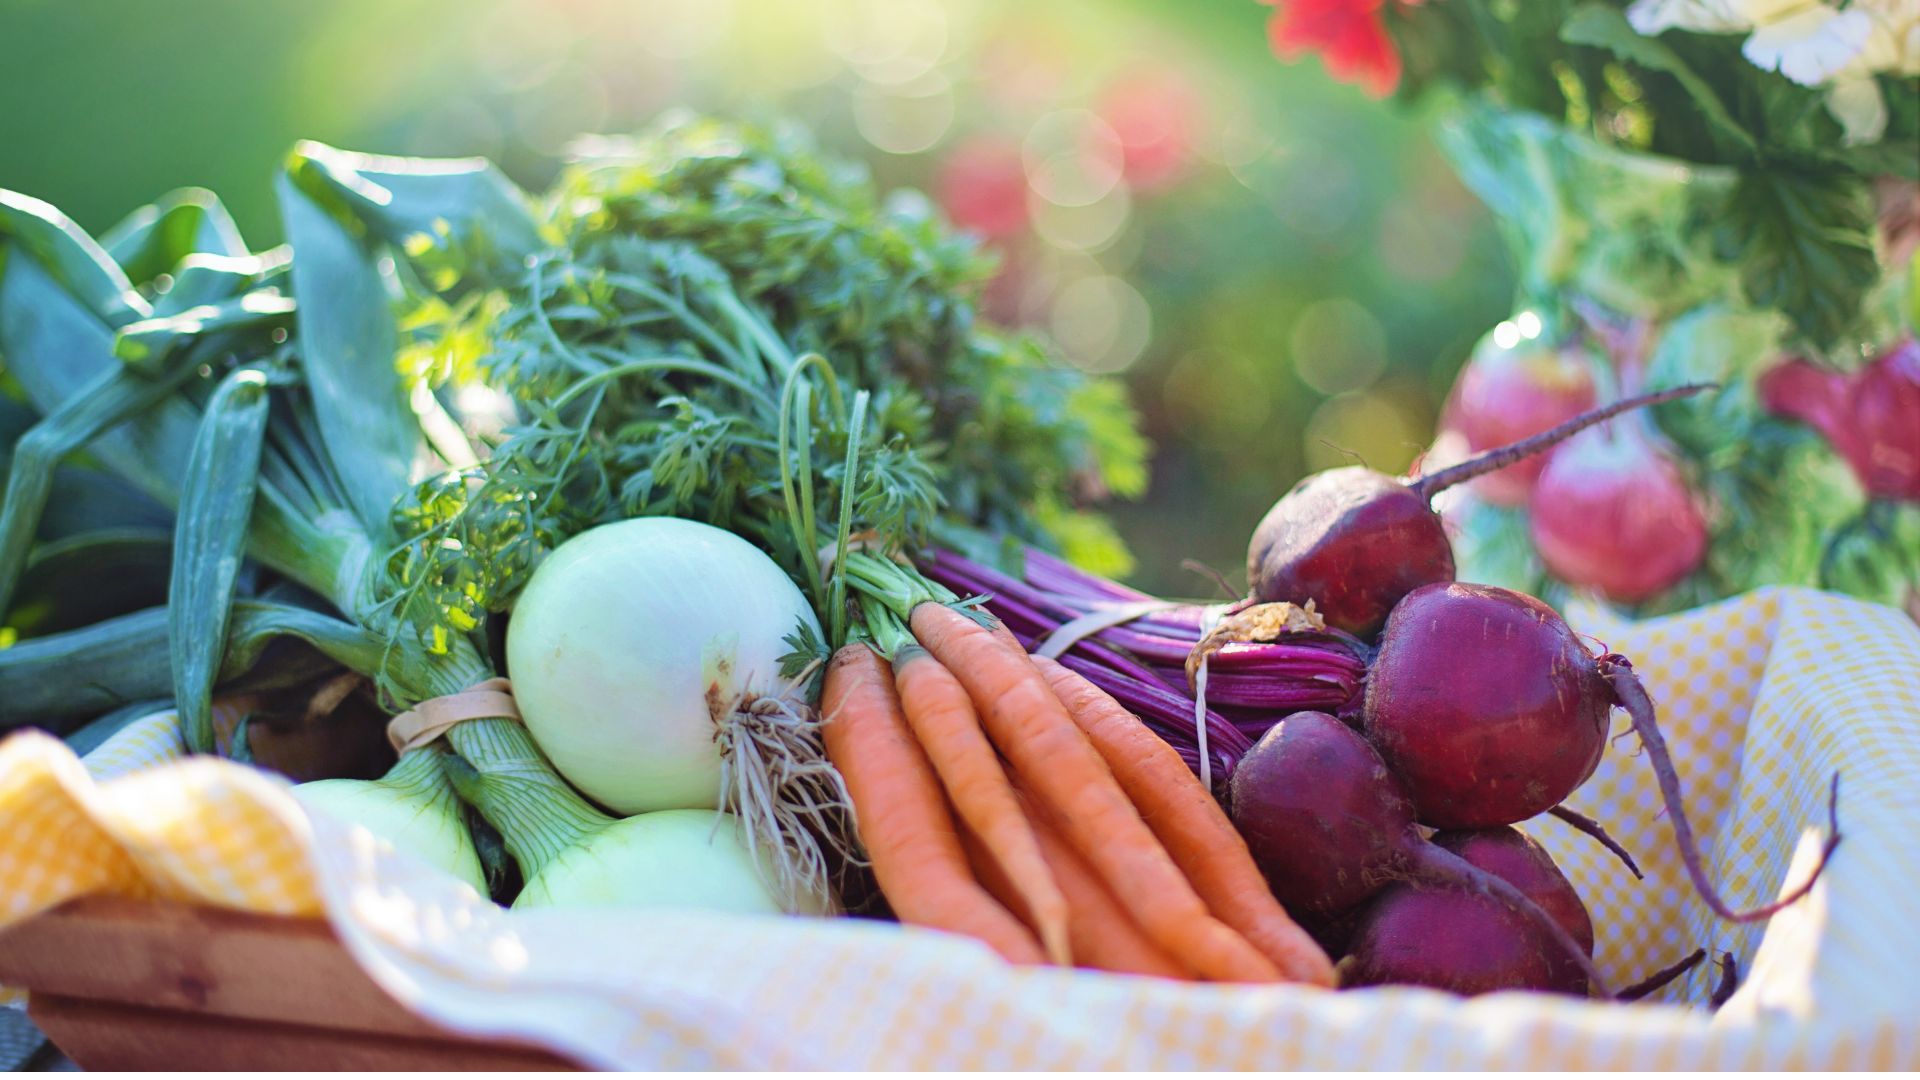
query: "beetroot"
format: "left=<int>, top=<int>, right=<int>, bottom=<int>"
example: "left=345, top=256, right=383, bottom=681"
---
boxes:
left=1760, top=337, right=1920, bottom=503
left=1527, top=414, right=1708, bottom=604
left=1228, top=711, right=1414, bottom=916
left=1364, top=583, right=1612, bottom=829
left=1442, top=337, right=1598, bottom=506
left=1228, top=712, right=1607, bottom=993
left=1338, top=879, right=1592, bottom=996
left=1367, top=578, right=1842, bottom=920
left=1247, top=385, right=1708, bottom=637
left=1434, top=826, right=1595, bottom=956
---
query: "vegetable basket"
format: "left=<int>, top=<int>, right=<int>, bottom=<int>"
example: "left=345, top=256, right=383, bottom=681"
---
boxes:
left=2, top=585, right=1917, bottom=1070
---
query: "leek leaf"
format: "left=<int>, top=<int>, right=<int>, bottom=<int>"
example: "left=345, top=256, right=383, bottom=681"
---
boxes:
left=98, top=188, right=249, bottom=286
left=0, top=189, right=148, bottom=326
left=275, top=164, right=418, bottom=539
left=9, top=527, right=172, bottom=637
left=171, top=368, right=270, bottom=753
left=0, top=352, right=202, bottom=619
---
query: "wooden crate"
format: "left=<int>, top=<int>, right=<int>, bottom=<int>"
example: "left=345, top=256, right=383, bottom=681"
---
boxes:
left=0, top=897, right=579, bottom=1071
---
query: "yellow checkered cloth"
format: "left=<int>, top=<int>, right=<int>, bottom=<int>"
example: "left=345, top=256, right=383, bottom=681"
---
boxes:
left=1, top=585, right=1916, bottom=1068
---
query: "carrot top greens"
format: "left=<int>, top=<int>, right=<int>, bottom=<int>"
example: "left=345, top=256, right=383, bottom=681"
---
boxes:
left=380, top=115, right=1148, bottom=670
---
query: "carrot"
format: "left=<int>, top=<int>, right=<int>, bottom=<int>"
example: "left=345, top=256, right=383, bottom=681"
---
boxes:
left=1033, top=654, right=1337, bottom=988
left=820, top=643, right=1047, bottom=966
left=892, top=643, right=1073, bottom=967
left=909, top=602, right=1281, bottom=984
left=961, top=792, right=1191, bottom=980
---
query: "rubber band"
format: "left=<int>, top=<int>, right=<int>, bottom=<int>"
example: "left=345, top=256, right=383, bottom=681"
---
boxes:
left=1033, top=600, right=1183, bottom=659
left=386, top=677, right=521, bottom=754
left=1192, top=605, right=1226, bottom=795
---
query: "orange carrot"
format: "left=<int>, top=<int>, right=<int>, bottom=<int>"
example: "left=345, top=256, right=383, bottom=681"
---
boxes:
left=821, top=643, right=1047, bottom=966
left=962, top=793, right=1191, bottom=980
left=892, top=644, right=1073, bottom=966
left=1034, top=655, right=1337, bottom=988
left=909, top=602, right=1280, bottom=984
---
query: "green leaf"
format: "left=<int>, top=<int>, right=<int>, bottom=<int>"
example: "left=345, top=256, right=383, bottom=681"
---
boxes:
left=0, top=189, right=149, bottom=326
left=170, top=368, right=270, bottom=753
left=115, top=288, right=297, bottom=373
left=0, top=236, right=207, bottom=505
left=8, top=527, right=172, bottom=638
left=0, top=351, right=200, bottom=619
left=1714, top=170, right=1879, bottom=349
left=98, top=188, right=250, bottom=285
left=276, top=165, right=421, bottom=539
left=286, top=141, right=540, bottom=274
left=1560, top=4, right=1756, bottom=156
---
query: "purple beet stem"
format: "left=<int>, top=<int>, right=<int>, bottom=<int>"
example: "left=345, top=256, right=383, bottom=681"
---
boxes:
left=1617, top=947, right=1707, bottom=1002
left=1409, top=383, right=1713, bottom=502
left=925, top=547, right=1366, bottom=758
left=1601, top=657, right=1841, bottom=923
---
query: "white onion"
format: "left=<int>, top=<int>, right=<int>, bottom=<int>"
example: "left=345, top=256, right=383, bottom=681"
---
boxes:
left=295, top=749, right=486, bottom=892
left=513, top=808, right=825, bottom=915
left=507, top=517, right=821, bottom=816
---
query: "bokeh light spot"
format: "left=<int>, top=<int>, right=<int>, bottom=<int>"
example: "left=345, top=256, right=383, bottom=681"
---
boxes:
left=1023, top=109, right=1125, bottom=207
left=853, top=73, right=953, bottom=155
left=1289, top=297, right=1387, bottom=396
left=1051, top=274, right=1152, bottom=373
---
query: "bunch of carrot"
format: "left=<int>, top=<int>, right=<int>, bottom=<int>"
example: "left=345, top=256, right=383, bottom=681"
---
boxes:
left=820, top=576, right=1335, bottom=986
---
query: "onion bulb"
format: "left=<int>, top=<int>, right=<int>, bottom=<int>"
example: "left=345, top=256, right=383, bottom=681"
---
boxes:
left=506, top=517, right=821, bottom=816
left=295, top=748, right=486, bottom=892
left=444, top=718, right=824, bottom=914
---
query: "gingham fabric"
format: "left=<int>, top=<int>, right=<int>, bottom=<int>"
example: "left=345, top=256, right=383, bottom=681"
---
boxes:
left=0, top=586, right=1915, bottom=1068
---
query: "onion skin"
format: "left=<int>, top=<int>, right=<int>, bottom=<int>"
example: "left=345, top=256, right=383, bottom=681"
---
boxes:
left=1761, top=337, right=1920, bottom=503
left=1527, top=418, right=1708, bottom=604
left=1247, top=468, right=1455, bottom=638
left=1443, top=342, right=1598, bottom=506
left=1363, top=583, right=1611, bottom=830
left=296, top=751, right=487, bottom=893
left=506, top=518, right=820, bottom=816
left=512, top=808, right=818, bottom=915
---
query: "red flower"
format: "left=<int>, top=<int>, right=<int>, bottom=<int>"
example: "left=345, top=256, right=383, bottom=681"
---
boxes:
left=1261, top=0, right=1423, bottom=98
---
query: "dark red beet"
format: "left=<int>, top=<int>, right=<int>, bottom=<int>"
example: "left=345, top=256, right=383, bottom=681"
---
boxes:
left=1246, top=385, right=1709, bottom=637
left=1228, top=712, right=1608, bottom=994
left=1364, top=583, right=1612, bottom=829
left=1247, top=469, right=1454, bottom=639
left=1338, top=879, right=1591, bottom=996
left=1434, top=826, right=1595, bottom=957
left=1228, top=711, right=1410, bottom=916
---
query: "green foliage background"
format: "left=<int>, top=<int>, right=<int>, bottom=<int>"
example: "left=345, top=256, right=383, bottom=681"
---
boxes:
left=0, top=0, right=1514, bottom=594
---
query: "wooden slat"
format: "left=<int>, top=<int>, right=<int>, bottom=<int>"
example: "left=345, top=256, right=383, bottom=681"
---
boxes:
left=30, top=995, right=576, bottom=1072
left=0, top=896, right=581, bottom=1069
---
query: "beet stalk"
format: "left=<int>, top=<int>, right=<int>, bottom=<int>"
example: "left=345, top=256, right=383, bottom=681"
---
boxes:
left=1549, top=804, right=1645, bottom=880
left=1601, top=657, right=1843, bottom=922
left=1248, top=383, right=1711, bottom=637
left=1617, top=947, right=1708, bottom=1002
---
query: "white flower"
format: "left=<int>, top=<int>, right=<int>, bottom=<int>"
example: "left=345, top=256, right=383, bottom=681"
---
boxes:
left=1742, top=5, right=1873, bottom=84
left=1824, top=73, right=1889, bottom=141
left=1624, top=0, right=1920, bottom=142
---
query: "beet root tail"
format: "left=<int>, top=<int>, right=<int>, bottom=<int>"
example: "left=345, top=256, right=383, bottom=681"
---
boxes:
left=1409, top=383, right=1714, bottom=502
left=1616, top=947, right=1707, bottom=1002
left=1711, top=951, right=1740, bottom=1009
left=1600, top=656, right=1842, bottom=923
left=1549, top=803, right=1645, bottom=880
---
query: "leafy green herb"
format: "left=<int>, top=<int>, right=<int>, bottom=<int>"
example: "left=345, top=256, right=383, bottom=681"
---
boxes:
left=383, top=116, right=1146, bottom=655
